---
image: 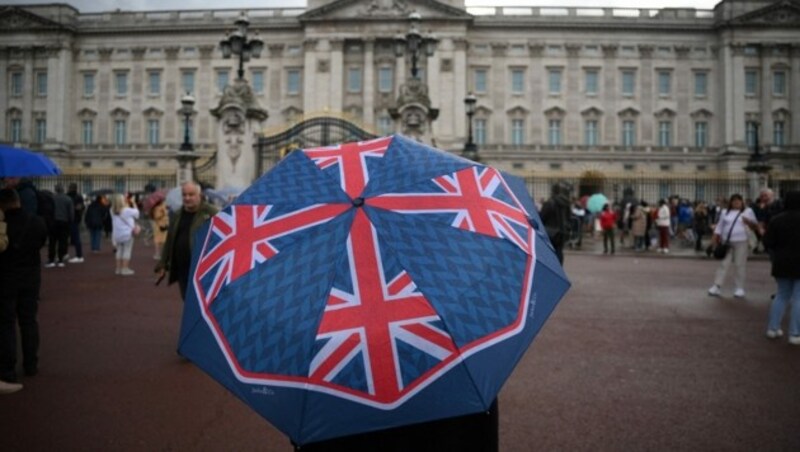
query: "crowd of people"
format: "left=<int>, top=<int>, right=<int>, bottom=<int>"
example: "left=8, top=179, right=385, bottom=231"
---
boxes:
left=1, top=176, right=798, bottom=396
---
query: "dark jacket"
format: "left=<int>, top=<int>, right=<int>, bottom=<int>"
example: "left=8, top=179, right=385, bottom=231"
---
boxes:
left=53, top=192, right=74, bottom=223
left=67, top=190, right=86, bottom=224
left=763, top=191, right=800, bottom=280
left=156, top=202, right=218, bottom=284
left=16, top=179, right=38, bottom=216
left=84, top=200, right=109, bottom=229
left=0, top=208, right=48, bottom=272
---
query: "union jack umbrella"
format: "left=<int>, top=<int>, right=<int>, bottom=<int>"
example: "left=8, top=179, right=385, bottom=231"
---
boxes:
left=178, top=134, right=570, bottom=445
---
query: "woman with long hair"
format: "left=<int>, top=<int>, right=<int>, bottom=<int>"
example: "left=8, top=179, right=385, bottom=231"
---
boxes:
left=110, top=193, right=140, bottom=276
left=708, top=194, right=761, bottom=298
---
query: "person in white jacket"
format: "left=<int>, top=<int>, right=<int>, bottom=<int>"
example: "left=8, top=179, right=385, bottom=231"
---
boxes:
left=110, top=193, right=140, bottom=276
left=708, top=194, right=762, bottom=298
left=655, top=199, right=671, bottom=253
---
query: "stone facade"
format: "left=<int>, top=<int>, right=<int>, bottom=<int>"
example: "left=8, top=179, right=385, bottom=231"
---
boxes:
left=0, top=0, right=798, bottom=183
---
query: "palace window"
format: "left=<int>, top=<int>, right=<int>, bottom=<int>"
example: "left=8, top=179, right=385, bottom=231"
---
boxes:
left=475, top=118, right=487, bottom=145
left=148, top=119, right=160, bottom=146
left=694, top=72, right=707, bottom=97
left=35, top=119, right=46, bottom=144
left=10, top=119, right=22, bottom=142
left=287, top=69, right=301, bottom=94
left=10, top=72, right=23, bottom=97
left=148, top=71, right=161, bottom=95
left=82, top=120, right=93, bottom=145
left=474, top=68, right=487, bottom=94
left=746, top=121, right=758, bottom=149
left=511, top=69, right=524, bottom=94
left=36, top=72, right=47, bottom=96
left=584, top=120, right=598, bottom=146
left=658, top=71, right=671, bottom=96
left=347, top=67, right=362, bottom=93
left=511, top=119, right=525, bottom=145
left=216, top=70, right=229, bottom=92
left=115, top=120, right=127, bottom=145
left=694, top=122, right=707, bottom=148
left=378, top=67, right=393, bottom=93
left=252, top=70, right=264, bottom=94
left=585, top=70, right=598, bottom=95
left=181, top=70, right=195, bottom=94
left=548, top=69, right=562, bottom=94
left=774, top=121, right=785, bottom=146
left=115, top=72, right=128, bottom=96
left=658, top=121, right=672, bottom=147
left=83, top=73, right=95, bottom=96
left=773, top=71, right=786, bottom=96
left=621, top=70, right=635, bottom=96
left=548, top=119, right=562, bottom=145
left=744, top=70, right=758, bottom=96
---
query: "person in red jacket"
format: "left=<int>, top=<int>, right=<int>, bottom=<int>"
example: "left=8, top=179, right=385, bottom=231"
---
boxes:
left=599, top=203, right=618, bottom=254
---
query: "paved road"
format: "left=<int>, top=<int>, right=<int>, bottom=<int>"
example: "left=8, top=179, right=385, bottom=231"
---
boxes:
left=2, top=245, right=797, bottom=451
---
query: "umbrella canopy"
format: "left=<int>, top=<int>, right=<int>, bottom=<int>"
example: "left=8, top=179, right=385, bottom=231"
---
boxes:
left=178, top=135, right=570, bottom=445
left=0, top=145, right=61, bottom=177
left=142, top=189, right=167, bottom=215
left=586, top=193, right=609, bottom=213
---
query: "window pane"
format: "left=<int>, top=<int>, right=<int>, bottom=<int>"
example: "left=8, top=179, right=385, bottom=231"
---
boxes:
left=658, top=71, right=671, bottom=95
left=378, top=116, right=393, bottom=135
left=182, top=71, right=195, bottom=94
left=115, top=72, right=128, bottom=95
left=84, top=73, right=95, bottom=96
left=148, top=120, right=159, bottom=145
left=511, top=69, right=524, bottom=94
left=694, top=72, right=707, bottom=96
left=622, top=71, right=635, bottom=95
left=773, top=71, right=785, bottom=95
left=10, top=119, right=22, bottom=142
left=474, top=69, right=487, bottom=93
left=217, top=71, right=229, bottom=92
left=548, top=70, right=562, bottom=94
left=584, top=120, right=598, bottom=146
left=746, top=121, right=757, bottom=148
left=252, top=70, right=264, bottom=94
left=82, top=120, right=93, bottom=145
left=695, top=122, right=707, bottom=147
left=378, top=67, right=393, bottom=93
left=585, top=70, right=598, bottom=95
left=511, top=119, right=525, bottom=145
left=11, top=73, right=23, bottom=96
left=659, top=121, right=671, bottom=146
left=475, top=118, right=486, bottom=145
left=37, top=72, right=47, bottom=96
left=115, top=120, right=127, bottom=145
left=622, top=121, right=635, bottom=146
left=348, top=67, right=362, bottom=92
left=773, top=121, right=784, bottom=146
left=548, top=119, right=561, bottom=145
left=149, top=72, right=160, bottom=95
left=35, top=119, right=46, bottom=143
left=745, top=70, right=757, bottom=95
left=287, top=70, right=301, bottom=94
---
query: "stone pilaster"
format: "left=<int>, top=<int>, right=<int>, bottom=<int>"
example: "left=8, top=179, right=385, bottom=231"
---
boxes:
left=565, top=44, right=581, bottom=145
left=791, top=44, right=800, bottom=146
left=303, top=38, right=318, bottom=113
left=0, top=47, right=9, bottom=139
left=602, top=44, right=617, bottom=144
left=363, top=38, right=375, bottom=126
left=760, top=44, right=773, bottom=145
left=46, top=45, right=72, bottom=149
left=453, top=38, right=468, bottom=140
left=330, top=38, right=344, bottom=112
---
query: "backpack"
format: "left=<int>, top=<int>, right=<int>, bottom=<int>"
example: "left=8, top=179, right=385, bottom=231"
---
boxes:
left=36, top=189, right=56, bottom=230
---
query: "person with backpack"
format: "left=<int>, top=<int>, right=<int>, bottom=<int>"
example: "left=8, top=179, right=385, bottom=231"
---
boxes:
left=44, top=184, right=73, bottom=268
left=84, top=195, right=109, bottom=253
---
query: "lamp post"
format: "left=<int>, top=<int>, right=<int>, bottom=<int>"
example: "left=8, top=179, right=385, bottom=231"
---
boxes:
left=463, top=92, right=479, bottom=161
left=219, top=11, right=264, bottom=81
left=743, top=122, right=772, bottom=200
left=394, top=12, right=438, bottom=80
left=177, top=92, right=198, bottom=184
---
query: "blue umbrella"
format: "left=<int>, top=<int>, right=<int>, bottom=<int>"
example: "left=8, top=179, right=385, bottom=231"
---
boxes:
left=0, top=145, right=61, bottom=177
left=178, top=135, right=570, bottom=445
left=586, top=193, right=609, bottom=213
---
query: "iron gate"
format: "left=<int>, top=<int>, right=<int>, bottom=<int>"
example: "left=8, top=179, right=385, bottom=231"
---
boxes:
left=255, top=116, right=378, bottom=176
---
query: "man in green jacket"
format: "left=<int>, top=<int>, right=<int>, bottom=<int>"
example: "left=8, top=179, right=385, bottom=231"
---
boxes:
left=155, top=181, right=218, bottom=300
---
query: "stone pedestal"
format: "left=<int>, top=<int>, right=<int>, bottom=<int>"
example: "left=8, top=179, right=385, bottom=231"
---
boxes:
left=389, top=77, right=438, bottom=143
left=211, top=79, right=268, bottom=189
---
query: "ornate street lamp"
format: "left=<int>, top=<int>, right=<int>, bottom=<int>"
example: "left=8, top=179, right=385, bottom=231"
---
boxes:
left=394, top=12, right=438, bottom=80
left=180, top=92, right=195, bottom=152
left=219, top=11, right=264, bottom=81
left=177, top=92, right=198, bottom=183
left=463, top=92, right=479, bottom=161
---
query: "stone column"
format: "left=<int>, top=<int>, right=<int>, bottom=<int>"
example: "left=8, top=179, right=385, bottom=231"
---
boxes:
left=674, top=45, right=691, bottom=147
left=638, top=45, right=654, bottom=144
left=330, top=38, right=344, bottom=112
left=601, top=44, right=617, bottom=145
left=528, top=42, right=544, bottom=144
left=760, top=44, right=772, bottom=145
left=729, top=44, right=746, bottom=146
left=163, top=46, right=181, bottom=143
left=489, top=42, right=506, bottom=143
left=212, top=80, right=268, bottom=188
left=565, top=44, right=581, bottom=145
left=303, top=38, right=318, bottom=113
left=363, top=38, right=375, bottom=125
left=23, top=47, right=34, bottom=142
left=45, top=45, right=72, bottom=150
left=198, top=45, right=216, bottom=144
left=130, top=47, right=146, bottom=145
left=452, top=38, right=468, bottom=140
left=97, top=47, right=114, bottom=144
left=395, top=51, right=406, bottom=97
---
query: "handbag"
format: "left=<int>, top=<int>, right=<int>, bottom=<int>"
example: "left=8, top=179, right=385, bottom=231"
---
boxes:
left=126, top=216, right=141, bottom=237
left=713, top=210, right=742, bottom=260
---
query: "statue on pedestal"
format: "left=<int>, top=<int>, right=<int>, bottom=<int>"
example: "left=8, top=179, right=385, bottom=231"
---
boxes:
left=389, top=77, right=439, bottom=141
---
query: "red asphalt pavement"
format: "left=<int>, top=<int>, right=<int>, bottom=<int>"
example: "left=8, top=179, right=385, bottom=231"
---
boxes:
left=1, top=245, right=798, bottom=451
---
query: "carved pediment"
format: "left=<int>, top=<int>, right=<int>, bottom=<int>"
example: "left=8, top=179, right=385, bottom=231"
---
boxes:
left=143, top=107, right=164, bottom=118
left=506, top=105, right=530, bottom=116
left=543, top=106, right=565, bottom=118
left=690, top=108, right=713, bottom=119
left=654, top=108, right=676, bottom=118
left=618, top=107, right=640, bottom=117
left=300, top=0, right=472, bottom=22
left=729, top=0, right=800, bottom=27
left=773, top=107, right=791, bottom=120
left=0, top=6, right=72, bottom=31
left=77, top=108, right=97, bottom=118
left=581, top=107, right=603, bottom=117
left=110, top=107, right=130, bottom=118
left=474, top=105, right=492, bottom=116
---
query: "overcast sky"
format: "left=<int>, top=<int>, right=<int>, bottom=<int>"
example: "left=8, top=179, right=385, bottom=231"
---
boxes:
left=6, top=0, right=722, bottom=13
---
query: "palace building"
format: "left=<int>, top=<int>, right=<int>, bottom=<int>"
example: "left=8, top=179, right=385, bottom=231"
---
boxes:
left=1, top=0, right=799, bottom=199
